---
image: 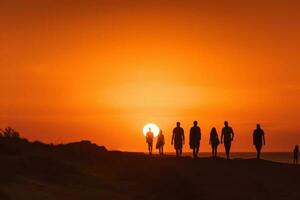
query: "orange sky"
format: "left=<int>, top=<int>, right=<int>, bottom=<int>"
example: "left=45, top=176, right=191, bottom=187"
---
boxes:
left=1, top=0, right=300, bottom=152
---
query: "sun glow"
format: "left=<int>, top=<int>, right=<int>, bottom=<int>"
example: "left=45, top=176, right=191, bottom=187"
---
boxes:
left=142, top=123, right=160, bottom=137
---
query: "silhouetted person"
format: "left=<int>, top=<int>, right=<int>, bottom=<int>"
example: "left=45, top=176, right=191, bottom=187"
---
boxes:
left=209, top=127, right=220, bottom=157
left=156, top=130, right=165, bottom=155
left=146, top=128, right=154, bottom=155
left=172, top=122, right=185, bottom=157
left=253, top=124, right=265, bottom=159
left=189, top=121, right=201, bottom=158
left=221, top=121, right=234, bottom=160
left=294, top=145, right=299, bottom=164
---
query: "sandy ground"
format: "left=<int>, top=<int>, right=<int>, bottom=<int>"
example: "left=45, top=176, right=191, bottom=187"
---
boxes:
left=1, top=148, right=300, bottom=200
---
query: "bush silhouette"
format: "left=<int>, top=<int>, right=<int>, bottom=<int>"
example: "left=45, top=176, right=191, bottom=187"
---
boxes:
left=0, top=127, right=20, bottom=139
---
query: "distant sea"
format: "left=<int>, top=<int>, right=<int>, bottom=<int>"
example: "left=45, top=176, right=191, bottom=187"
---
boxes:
left=163, top=152, right=294, bottom=164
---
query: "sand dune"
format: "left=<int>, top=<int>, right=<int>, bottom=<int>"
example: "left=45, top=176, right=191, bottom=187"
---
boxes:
left=0, top=138, right=299, bottom=200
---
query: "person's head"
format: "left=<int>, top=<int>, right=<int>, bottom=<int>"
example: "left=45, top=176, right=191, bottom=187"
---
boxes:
left=257, top=124, right=261, bottom=129
left=211, top=127, right=216, bottom=133
left=159, top=129, right=162, bottom=135
left=148, top=127, right=151, bottom=132
left=296, top=145, right=299, bottom=149
left=176, top=122, right=180, bottom=127
left=224, top=121, right=229, bottom=127
left=193, top=121, right=198, bottom=126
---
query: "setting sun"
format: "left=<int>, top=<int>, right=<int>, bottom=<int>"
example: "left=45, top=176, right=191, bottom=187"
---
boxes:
left=143, top=123, right=160, bottom=137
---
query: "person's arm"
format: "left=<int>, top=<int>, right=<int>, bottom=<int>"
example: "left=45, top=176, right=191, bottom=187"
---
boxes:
left=182, top=129, right=185, bottom=145
left=262, top=130, right=265, bottom=145
left=189, top=128, right=192, bottom=146
left=171, top=130, right=174, bottom=145
left=221, top=129, right=224, bottom=144
left=199, top=128, right=201, bottom=141
left=253, top=131, right=255, bottom=145
left=209, top=133, right=211, bottom=145
left=231, top=128, right=234, bottom=141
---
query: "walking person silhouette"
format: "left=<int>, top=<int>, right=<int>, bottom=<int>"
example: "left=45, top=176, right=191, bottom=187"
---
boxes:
left=172, top=122, right=185, bottom=157
left=189, top=121, right=201, bottom=158
left=146, top=128, right=154, bottom=155
left=253, top=124, right=265, bottom=159
left=156, top=130, right=165, bottom=155
left=221, top=121, right=234, bottom=160
left=209, top=127, right=220, bottom=157
left=293, top=145, right=299, bottom=164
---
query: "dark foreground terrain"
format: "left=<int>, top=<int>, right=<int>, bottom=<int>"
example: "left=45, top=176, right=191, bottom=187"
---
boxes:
left=0, top=138, right=300, bottom=200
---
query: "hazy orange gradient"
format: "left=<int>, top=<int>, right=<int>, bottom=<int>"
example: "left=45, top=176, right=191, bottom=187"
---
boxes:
left=1, top=0, right=300, bottom=152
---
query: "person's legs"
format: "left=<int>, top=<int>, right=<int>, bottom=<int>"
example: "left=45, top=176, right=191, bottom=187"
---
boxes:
left=160, top=146, right=163, bottom=155
left=224, top=144, right=228, bottom=159
left=176, top=149, right=179, bottom=157
left=193, top=147, right=198, bottom=158
left=225, top=142, right=231, bottom=160
left=150, top=144, right=152, bottom=155
left=212, top=145, right=216, bottom=157
left=215, top=146, right=218, bottom=157
left=179, top=148, right=182, bottom=157
left=212, top=146, right=216, bottom=157
left=255, top=144, right=262, bottom=159
left=148, top=144, right=151, bottom=155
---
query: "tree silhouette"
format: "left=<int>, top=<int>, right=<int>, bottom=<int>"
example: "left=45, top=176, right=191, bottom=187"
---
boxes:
left=0, top=127, right=20, bottom=138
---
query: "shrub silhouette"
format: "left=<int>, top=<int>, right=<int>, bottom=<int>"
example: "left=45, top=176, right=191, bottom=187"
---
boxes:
left=0, top=127, right=20, bottom=138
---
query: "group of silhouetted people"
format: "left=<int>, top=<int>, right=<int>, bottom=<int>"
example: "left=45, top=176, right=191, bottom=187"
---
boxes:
left=146, top=129, right=165, bottom=155
left=146, top=121, right=269, bottom=160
